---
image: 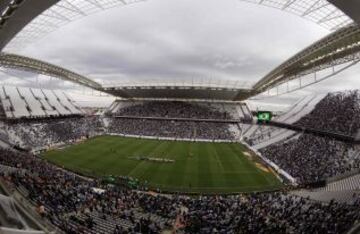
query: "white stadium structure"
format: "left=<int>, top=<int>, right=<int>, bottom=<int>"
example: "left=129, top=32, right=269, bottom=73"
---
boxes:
left=0, top=1, right=358, bottom=234
left=0, top=0, right=359, bottom=101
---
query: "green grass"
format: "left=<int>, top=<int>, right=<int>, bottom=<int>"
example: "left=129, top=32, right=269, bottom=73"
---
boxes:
left=43, top=136, right=282, bottom=194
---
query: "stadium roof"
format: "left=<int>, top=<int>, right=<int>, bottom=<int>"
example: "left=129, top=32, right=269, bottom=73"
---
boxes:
left=0, top=0, right=359, bottom=101
left=0, top=53, right=102, bottom=90
left=253, top=23, right=360, bottom=93
left=103, top=81, right=253, bottom=101
left=241, top=0, right=353, bottom=31
left=1, top=0, right=145, bottom=52
left=329, top=0, right=360, bottom=25
left=0, top=0, right=355, bottom=52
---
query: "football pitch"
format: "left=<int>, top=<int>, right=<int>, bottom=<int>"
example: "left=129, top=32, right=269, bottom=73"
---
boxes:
left=43, top=136, right=282, bottom=193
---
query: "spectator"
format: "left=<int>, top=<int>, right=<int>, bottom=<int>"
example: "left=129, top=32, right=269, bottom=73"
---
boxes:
left=0, top=147, right=358, bottom=234
left=108, top=101, right=235, bottom=140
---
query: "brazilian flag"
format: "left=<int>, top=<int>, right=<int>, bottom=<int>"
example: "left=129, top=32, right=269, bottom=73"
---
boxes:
left=257, top=111, right=272, bottom=123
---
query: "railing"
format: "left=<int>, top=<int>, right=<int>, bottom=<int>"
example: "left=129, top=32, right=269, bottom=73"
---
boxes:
left=347, top=221, right=360, bottom=234
left=0, top=179, right=59, bottom=233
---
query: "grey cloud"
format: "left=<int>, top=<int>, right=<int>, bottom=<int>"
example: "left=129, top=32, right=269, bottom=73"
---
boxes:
left=13, top=0, right=356, bottom=108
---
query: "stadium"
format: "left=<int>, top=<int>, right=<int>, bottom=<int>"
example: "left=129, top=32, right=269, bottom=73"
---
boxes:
left=0, top=0, right=359, bottom=233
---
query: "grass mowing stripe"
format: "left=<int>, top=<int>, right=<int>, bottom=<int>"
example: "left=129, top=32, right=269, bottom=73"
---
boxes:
left=196, top=143, right=214, bottom=187
left=165, top=142, right=188, bottom=187
left=204, top=143, right=226, bottom=188
left=225, top=144, right=259, bottom=173
left=84, top=138, right=153, bottom=176
left=74, top=138, right=149, bottom=175
left=217, top=144, right=262, bottom=187
left=182, top=142, right=199, bottom=189
left=127, top=141, right=167, bottom=178
left=207, top=144, right=229, bottom=187
left=46, top=138, right=126, bottom=173
left=145, top=142, right=183, bottom=187
left=227, top=143, right=281, bottom=187
left=43, top=136, right=283, bottom=193
left=139, top=141, right=175, bottom=184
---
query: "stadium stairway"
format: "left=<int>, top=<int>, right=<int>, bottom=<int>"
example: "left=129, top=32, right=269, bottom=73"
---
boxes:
left=0, top=100, right=6, bottom=118
left=1, top=87, right=15, bottom=118
left=323, top=174, right=360, bottom=192
left=77, top=212, right=135, bottom=234
left=0, top=164, right=24, bottom=175
left=132, top=209, right=171, bottom=227
left=0, top=124, right=11, bottom=148
left=72, top=208, right=172, bottom=234
left=292, top=190, right=359, bottom=204
left=292, top=173, right=360, bottom=203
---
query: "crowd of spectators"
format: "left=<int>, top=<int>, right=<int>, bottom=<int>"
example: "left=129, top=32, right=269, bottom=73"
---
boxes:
left=295, top=91, right=360, bottom=135
left=260, top=134, right=359, bottom=183
left=108, top=101, right=236, bottom=140
left=0, top=148, right=359, bottom=233
left=111, top=101, right=231, bottom=119
left=0, top=93, right=359, bottom=232
left=109, top=119, right=234, bottom=140
left=2, top=116, right=104, bottom=149
left=260, top=91, right=360, bottom=184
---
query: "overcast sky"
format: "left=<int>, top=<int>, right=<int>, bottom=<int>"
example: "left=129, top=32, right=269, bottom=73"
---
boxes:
left=1, top=0, right=359, bottom=108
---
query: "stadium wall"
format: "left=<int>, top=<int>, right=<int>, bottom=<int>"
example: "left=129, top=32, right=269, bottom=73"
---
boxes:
left=108, top=133, right=239, bottom=143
